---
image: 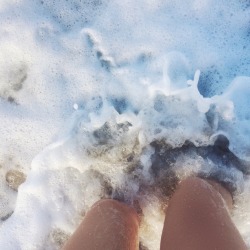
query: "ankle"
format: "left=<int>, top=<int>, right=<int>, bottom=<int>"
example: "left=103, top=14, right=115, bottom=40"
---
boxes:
left=205, top=179, right=233, bottom=211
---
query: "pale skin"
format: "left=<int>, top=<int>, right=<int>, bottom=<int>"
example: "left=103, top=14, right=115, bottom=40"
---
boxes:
left=63, top=177, right=247, bottom=250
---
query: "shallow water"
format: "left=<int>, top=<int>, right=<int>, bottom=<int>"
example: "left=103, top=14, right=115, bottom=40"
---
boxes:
left=0, top=0, right=249, bottom=249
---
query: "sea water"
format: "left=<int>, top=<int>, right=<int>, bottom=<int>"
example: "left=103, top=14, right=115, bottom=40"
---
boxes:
left=0, top=0, right=249, bottom=249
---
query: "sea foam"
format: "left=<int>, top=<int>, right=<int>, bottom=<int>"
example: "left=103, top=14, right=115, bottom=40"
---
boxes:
left=0, top=0, right=249, bottom=249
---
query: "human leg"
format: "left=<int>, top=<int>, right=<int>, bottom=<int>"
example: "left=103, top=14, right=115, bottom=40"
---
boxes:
left=160, top=177, right=247, bottom=250
left=63, top=199, right=139, bottom=250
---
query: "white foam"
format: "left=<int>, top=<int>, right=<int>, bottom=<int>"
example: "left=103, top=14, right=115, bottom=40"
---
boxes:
left=0, top=0, right=249, bottom=249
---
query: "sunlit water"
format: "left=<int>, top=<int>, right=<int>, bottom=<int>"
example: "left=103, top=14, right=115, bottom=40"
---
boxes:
left=0, top=0, right=249, bottom=249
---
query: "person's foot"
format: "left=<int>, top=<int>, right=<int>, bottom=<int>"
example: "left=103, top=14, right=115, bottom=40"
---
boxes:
left=205, top=179, right=233, bottom=211
left=160, top=176, right=247, bottom=250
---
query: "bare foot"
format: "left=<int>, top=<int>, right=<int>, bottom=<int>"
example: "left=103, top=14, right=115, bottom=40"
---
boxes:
left=205, top=179, right=233, bottom=211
